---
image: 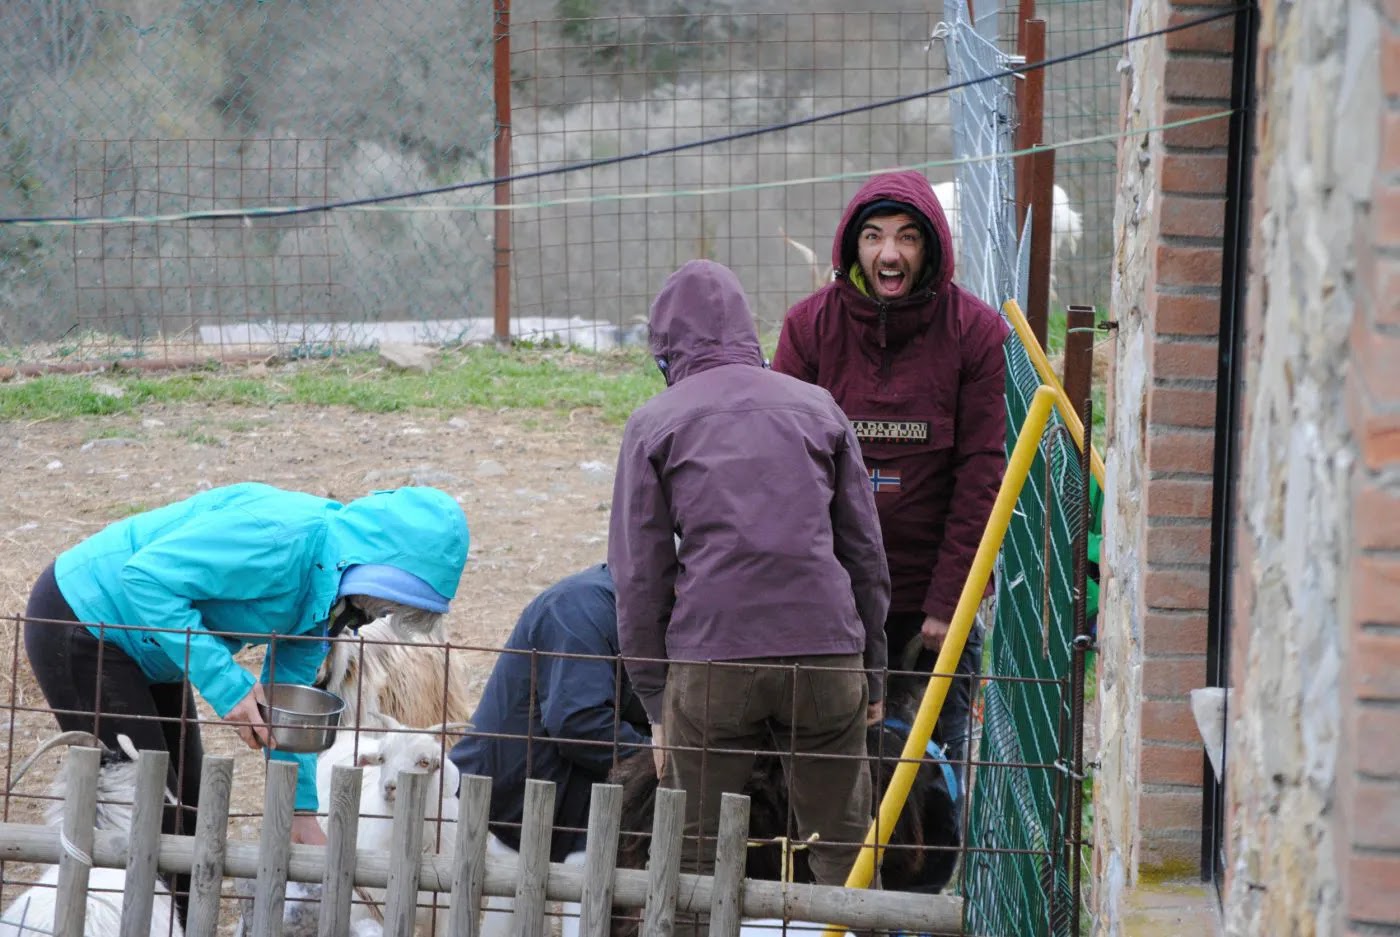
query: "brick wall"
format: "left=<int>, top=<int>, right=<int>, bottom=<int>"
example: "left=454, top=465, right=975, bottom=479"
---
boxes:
left=1340, top=0, right=1400, bottom=927
left=1136, top=0, right=1234, bottom=868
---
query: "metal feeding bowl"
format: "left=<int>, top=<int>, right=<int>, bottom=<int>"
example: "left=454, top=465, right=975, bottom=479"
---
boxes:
left=256, top=683, right=345, bottom=753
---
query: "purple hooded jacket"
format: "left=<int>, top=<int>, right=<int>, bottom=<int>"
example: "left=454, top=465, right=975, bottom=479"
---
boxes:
left=773, top=170, right=1009, bottom=622
left=608, top=260, right=891, bottom=722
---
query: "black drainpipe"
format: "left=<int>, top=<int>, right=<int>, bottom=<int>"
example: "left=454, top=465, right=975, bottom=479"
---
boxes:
left=1202, top=0, right=1258, bottom=887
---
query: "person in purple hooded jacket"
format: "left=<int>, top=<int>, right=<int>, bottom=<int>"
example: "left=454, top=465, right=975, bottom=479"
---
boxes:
left=773, top=170, right=1010, bottom=779
left=608, top=259, right=890, bottom=907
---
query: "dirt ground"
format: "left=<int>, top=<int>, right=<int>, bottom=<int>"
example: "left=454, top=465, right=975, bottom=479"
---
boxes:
left=0, top=391, right=626, bottom=915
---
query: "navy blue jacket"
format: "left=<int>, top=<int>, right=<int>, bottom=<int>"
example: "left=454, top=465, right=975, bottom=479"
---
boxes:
left=450, top=564, right=650, bottom=860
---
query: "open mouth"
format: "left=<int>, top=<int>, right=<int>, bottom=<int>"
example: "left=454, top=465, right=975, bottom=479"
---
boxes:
left=875, top=268, right=908, bottom=297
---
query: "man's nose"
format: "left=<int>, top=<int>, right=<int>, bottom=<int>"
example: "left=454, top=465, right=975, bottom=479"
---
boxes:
left=878, top=237, right=900, bottom=262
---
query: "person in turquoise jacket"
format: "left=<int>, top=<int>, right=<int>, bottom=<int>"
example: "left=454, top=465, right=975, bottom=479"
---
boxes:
left=21, top=481, right=469, bottom=922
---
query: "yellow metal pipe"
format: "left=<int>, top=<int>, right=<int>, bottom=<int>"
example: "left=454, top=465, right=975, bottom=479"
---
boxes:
left=826, top=385, right=1058, bottom=923
left=1002, top=299, right=1106, bottom=487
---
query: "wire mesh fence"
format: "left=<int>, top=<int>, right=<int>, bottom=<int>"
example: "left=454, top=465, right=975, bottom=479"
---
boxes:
left=0, top=0, right=499, bottom=363
left=0, top=1, right=1122, bottom=368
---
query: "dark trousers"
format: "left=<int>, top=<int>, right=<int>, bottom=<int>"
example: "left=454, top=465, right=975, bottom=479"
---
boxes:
left=24, top=562, right=202, bottom=922
left=885, top=610, right=984, bottom=783
left=662, top=654, right=872, bottom=934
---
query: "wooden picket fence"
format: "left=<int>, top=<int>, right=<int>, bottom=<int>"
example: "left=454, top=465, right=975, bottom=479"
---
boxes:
left=0, top=748, right=964, bottom=937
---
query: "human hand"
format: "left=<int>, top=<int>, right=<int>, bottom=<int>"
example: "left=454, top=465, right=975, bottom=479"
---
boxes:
left=866, top=699, right=885, bottom=726
left=291, top=814, right=327, bottom=846
left=921, top=615, right=951, bottom=652
left=224, top=683, right=272, bottom=750
left=650, top=723, right=666, bottom=778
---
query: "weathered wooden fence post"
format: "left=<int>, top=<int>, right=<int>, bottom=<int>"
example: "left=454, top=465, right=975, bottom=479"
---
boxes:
left=450, top=774, right=493, bottom=937
left=185, top=755, right=233, bottom=937
left=319, top=764, right=365, bottom=937
left=513, top=778, right=557, bottom=937
left=578, top=783, right=623, bottom=937
left=641, top=788, right=685, bottom=937
left=53, top=746, right=99, bottom=937
left=251, top=760, right=297, bottom=935
left=118, top=749, right=168, bottom=937
left=707, top=793, right=751, bottom=937
left=384, top=770, right=429, bottom=937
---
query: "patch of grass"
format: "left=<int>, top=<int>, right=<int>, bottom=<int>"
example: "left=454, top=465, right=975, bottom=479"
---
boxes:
left=0, top=346, right=664, bottom=425
left=179, top=429, right=223, bottom=447
left=108, top=501, right=154, bottom=519
left=85, top=425, right=139, bottom=442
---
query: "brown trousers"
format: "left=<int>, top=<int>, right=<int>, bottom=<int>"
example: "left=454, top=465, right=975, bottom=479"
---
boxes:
left=661, top=654, right=872, bottom=901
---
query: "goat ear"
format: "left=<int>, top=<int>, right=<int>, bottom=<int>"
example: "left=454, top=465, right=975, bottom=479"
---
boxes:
left=115, top=733, right=141, bottom=761
left=355, top=750, right=384, bottom=767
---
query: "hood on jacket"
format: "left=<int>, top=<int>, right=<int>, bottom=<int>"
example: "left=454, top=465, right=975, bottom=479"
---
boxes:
left=832, top=170, right=956, bottom=296
left=324, top=487, right=469, bottom=607
left=648, top=259, right=764, bottom=384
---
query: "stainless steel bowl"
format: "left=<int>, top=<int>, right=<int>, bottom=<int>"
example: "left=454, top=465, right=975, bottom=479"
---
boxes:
left=256, top=683, right=345, bottom=753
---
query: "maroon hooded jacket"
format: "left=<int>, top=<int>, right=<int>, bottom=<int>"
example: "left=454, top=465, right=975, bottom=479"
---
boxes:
left=608, top=260, right=891, bottom=723
left=772, top=170, right=1009, bottom=622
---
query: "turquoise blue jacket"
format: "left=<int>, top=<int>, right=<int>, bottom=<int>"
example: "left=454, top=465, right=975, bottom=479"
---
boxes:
left=53, top=482, right=470, bottom=810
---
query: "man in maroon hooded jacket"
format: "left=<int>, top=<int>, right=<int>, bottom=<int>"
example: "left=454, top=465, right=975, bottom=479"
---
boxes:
left=609, top=259, right=890, bottom=905
left=773, top=170, right=1009, bottom=776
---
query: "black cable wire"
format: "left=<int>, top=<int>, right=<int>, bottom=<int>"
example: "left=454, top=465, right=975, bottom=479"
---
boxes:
left=0, top=5, right=1244, bottom=227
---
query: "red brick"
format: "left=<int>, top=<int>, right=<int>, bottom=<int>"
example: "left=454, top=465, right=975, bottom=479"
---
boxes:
left=1349, top=853, right=1400, bottom=922
left=1143, top=656, right=1207, bottom=699
left=1160, top=195, right=1226, bottom=239
left=1157, top=245, right=1224, bottom=288
left=1386, top=30, right=1400, bottom=100
left=1156, top=292, right=1221, bottom=336
left=1151, top=386, right=1218, bottom=428
left=1349, top=379, right=1400, bottom=471
left=1141, top=791, right=1202, bottom=830
left=1153, top=339, right=1219, bottom=381
left=1356, top=480, right=1400, bottom=550
left=1145, top=568, right=1210, bottom=611
left=1143, top=743, right=1206, bottom=786
left=1163, top=105, right=1231, bottom=150
left=1164, top=58, right=1233, bottom=102
left=1162, top=153, right=1229, bottom=195
left=1354, top=779, right=1400, bottom=850
left=1377, top=254, right=1400, bottom=328
left=1356, top=632, right=1400, bottom=701
left=1355, top=556, right=1400, bottom=628
left=1145, top=612, right=1210, bottom=657
left=1385, top=110, right=1400, bottom=171
left=1146, top=524, right=1212, bottom=565
left=1353, top=312, right=1400, bottom=404
left=1165, top=11, right=1236, bottom=54
left=1149, top=430, right=1216, bottom=474
left=1143, top=699, right=1203, bottom=743
left=1357, top=706, right=1400, bottom=776
left=1379, top=181, right=1400, bottom=248
left=1147, top=478, right=1214, bottom=519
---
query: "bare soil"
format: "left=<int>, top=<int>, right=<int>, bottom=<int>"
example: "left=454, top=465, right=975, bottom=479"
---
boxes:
left=0, top=394, right=625, bottom=917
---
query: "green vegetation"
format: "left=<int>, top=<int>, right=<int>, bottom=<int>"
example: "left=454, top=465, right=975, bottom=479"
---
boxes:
left=0, top=346, right=664, bottom=425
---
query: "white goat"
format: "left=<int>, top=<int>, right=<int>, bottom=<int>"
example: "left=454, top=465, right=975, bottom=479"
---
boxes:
left=314, top=716, right=462, bottom=936
left=930, top=179, right=1084, bottom=304
left=316, top=617, right=474, bottom=730
left=0, top=732, right=184, bottom=937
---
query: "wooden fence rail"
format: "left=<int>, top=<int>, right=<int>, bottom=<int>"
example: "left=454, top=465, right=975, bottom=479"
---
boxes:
left=0, top=749, right=965, bottom=937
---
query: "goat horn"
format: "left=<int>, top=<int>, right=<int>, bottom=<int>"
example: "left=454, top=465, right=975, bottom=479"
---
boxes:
left=8, top=730, right=109, bottom=791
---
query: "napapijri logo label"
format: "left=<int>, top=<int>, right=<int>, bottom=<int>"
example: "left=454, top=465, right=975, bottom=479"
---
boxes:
left=852, top=419, right=930, bottom=444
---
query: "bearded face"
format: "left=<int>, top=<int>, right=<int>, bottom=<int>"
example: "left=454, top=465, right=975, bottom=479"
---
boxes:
left=856, top=212, right=927, bottom=301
